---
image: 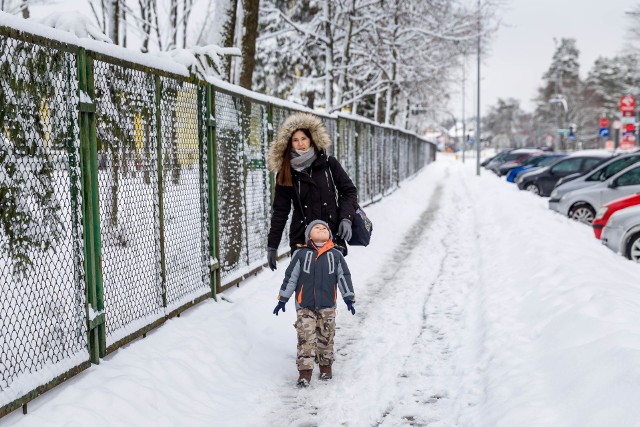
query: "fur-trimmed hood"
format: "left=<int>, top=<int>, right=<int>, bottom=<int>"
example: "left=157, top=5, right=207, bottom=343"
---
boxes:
left=268, top=112, right=332, bottom=172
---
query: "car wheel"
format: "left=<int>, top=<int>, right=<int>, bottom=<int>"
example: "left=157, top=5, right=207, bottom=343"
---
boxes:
left=627, top=232, right=640, bottom=263
left=569, top=203, right=595, bottom=224
left=525, top=183, right=540, bottom=195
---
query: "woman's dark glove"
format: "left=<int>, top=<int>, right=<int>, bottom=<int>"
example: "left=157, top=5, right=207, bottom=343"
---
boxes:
left=267, top=247, right=277, bottom=271
left=273, top=301, right=286, bottom=316
left=344, top=298, right=355, bottom=315
left=337, top=219, right=352, bottom=242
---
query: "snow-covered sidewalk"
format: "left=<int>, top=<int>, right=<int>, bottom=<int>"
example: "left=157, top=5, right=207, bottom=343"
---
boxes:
left=3, top=155, right=640, bottom=427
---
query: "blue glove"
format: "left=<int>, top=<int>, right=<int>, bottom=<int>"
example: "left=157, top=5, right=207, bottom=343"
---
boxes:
left=344, top=298, right=355, bottom=315
left=273, top=301, right=286, bottom=316
left=338, top=219, right=352, bottom=242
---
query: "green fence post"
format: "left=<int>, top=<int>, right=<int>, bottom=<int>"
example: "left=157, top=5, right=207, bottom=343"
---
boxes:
left=354, top=121, right=360, bottom=193
left=267, top=104, right=275, bottom=205
left=241, top=99, right=251, bottom=266
left=77, top=48, right=105, bottom=363
left=206, top=84, right=221, bottom=297
left=154, top=75, right=168, bottom=308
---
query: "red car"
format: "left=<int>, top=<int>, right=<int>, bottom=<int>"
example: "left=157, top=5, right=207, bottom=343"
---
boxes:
left=592, top=193, right=640, bottom=239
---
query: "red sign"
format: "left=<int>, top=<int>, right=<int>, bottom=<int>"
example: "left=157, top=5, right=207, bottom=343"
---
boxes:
left=599, top=117, right=609, bottom=128
left=621, top=134, right=637, bottom=150
left=620, top=95, right=636, bottom=116
left=626, top=123, right=636, bottom=133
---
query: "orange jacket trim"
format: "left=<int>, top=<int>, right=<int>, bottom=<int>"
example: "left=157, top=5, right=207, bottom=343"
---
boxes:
left=297, top=284, right=304, bottom=304
left=313, top=240, right=335, bottom=260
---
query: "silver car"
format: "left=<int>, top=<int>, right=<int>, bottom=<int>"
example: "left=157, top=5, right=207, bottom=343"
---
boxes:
left=549, top=152, right=640, bottom=212
left=555, top=163, right=640, bottom=223
left=601, top=205, right=640, bottom=263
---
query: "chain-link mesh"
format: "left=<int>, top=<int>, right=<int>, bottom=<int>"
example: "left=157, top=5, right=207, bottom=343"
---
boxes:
left=0, top=37, right=88, bottom=405
left=244, top=102, right=270, bottom=267
left=159, top=78, right=210, bottom=309
left=215, top=92, right=247, bottom=281
left=94, top=60, right=163, bottom=345
left=337, top=118, right=357, bottom=179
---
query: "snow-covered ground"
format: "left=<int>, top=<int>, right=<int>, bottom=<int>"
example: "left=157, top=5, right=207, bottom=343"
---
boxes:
left=3, top=154, right=640, bottom=426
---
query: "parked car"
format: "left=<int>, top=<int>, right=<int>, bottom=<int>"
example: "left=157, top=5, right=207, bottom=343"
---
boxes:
left=548, top=152, right=640, bottom=212
left=601, top=205, right=640, bottom=263
left=592, top=194, right=640, bottom=239
left=516, top=151, right=614, bottom=196
left=486, top=148, right=541, bottom=172
left=491, top=149, right=542, bottom=176
left=506, top=154, right=567, bottom=183
left=554, top=163, right=640, bottom=223
left=481, top=149, right=513, bottom=168
left=495, top=152, right=544, bottom=176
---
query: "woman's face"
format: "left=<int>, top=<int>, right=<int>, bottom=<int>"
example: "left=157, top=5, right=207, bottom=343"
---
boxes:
left=291, top=130, right=311, bottom=152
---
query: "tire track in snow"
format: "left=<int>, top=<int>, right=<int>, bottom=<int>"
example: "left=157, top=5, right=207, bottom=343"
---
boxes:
left=262, top=168, right=451, bottom=427
left=374, top=164, right=489, bottom=426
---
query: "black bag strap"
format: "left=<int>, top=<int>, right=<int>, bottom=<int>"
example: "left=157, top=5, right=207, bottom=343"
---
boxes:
left=293, top=178, right=308, bottom=227
left=326, top=157, right=340, bottom=207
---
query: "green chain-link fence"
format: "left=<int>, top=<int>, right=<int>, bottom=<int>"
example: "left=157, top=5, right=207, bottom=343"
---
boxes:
left=0, top=23, right=436, bottom=418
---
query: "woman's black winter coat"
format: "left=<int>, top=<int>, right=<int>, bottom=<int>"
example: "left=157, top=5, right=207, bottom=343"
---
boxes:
left=267, top=152, right=358, bottom=253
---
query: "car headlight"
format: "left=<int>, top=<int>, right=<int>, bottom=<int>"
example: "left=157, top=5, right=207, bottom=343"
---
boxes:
left=595, top=206, right=608, bottom=220
left=550, top=189, right=558, bottom=199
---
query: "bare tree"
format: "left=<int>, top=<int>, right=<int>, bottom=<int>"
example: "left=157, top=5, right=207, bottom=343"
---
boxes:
left=239, top=0, right=261, bottom=89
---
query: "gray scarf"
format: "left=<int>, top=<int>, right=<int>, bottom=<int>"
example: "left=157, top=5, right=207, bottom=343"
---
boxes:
left=290, top=149, right=317, bottom=172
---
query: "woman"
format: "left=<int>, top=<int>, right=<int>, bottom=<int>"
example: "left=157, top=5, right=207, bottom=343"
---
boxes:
left=266, top=112, right=358, bottom=270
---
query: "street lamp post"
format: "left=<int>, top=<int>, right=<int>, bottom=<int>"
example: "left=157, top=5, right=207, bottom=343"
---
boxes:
left=476, top=0, right=481, bottom=175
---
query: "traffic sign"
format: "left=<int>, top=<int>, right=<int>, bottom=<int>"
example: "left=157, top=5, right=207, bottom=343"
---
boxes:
left=612, top=120, right=622, bottom=130
left=599, top=117, right=609, bottom=128
left=599, top=128, right=610, bottom=137
left=557, top=129, right=570, bottom=136
left=619, top=95, right=636, bottom=116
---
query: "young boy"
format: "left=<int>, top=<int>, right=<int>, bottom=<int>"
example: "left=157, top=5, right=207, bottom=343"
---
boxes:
left=273, top=219, right=356, bottom=387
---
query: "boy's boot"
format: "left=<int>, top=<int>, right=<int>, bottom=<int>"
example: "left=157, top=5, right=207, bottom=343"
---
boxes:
left=319, top=365, right=332, bottom=380
left=297, top=370, right=313, bottom=387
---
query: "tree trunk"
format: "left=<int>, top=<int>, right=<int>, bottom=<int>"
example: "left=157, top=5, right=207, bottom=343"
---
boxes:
left=336, top=0, right=356, bottom=108
left=108, top=0, right=119, bottom=46
left=238, top=0, right=260, bottom=89
left=169, top=0, right=178, bottom=49
left=375, top=90, right=384, bottom=123
left=21, top=0, right=29, bottom=18
left=139, top=0, right=151, bottom=52
left=221, top=0, right=239, bottom=81
left=182, top=0, right=193, bottom=48
left=122, top=4, right=127, bottom=47
left=323, top=0, right=334, bottom=111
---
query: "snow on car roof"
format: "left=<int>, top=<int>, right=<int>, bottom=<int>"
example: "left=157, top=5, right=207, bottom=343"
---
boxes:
left=567, top=149, right=615, bottom=158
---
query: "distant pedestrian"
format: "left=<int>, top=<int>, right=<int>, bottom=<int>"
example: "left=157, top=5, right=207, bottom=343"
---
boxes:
left=266, top=113, right=358, bottom=270
left=273, top=220, right=356, bottom=387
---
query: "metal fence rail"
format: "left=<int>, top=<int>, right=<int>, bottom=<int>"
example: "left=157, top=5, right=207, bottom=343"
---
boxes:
left=0, top=22, right=436, bottom=418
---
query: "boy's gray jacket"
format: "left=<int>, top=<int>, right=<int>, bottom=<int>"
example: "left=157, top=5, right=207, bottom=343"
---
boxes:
left=278, top=242, right=354, bottom=310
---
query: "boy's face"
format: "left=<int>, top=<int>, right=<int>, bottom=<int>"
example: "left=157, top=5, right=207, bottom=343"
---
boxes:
left=309, top=224, right=330, bottom=243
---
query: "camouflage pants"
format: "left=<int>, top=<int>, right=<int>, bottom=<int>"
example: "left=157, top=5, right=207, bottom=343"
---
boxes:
left=294, top=308, right=336, bottom=371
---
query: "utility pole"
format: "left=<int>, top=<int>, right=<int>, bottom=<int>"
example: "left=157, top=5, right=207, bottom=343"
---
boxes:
left=462, top=53, right=466, bottom=164
left=476, top=0, right=481, bottom=175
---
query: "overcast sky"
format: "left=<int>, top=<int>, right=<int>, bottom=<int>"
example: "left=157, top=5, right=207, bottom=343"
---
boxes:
left=461, top=0, right=638, bottom=118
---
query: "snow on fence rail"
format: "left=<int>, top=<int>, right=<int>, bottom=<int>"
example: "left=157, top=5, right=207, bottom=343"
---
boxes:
left=0, top=17, right=436, bottom=418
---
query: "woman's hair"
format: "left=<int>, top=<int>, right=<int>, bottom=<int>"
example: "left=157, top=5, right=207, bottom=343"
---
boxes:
left=277, top=128, right=317, bottom=186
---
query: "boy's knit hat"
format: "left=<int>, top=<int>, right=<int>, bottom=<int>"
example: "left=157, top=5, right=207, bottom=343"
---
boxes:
left=305, top=220, right=332, bottom=242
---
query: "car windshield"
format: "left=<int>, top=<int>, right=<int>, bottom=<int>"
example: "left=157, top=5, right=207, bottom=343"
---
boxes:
left=536, top=156, right=562, bottom=167
left=503, top=152, right=524, bottom=162
left=587, top=155, right=640, bottom=182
